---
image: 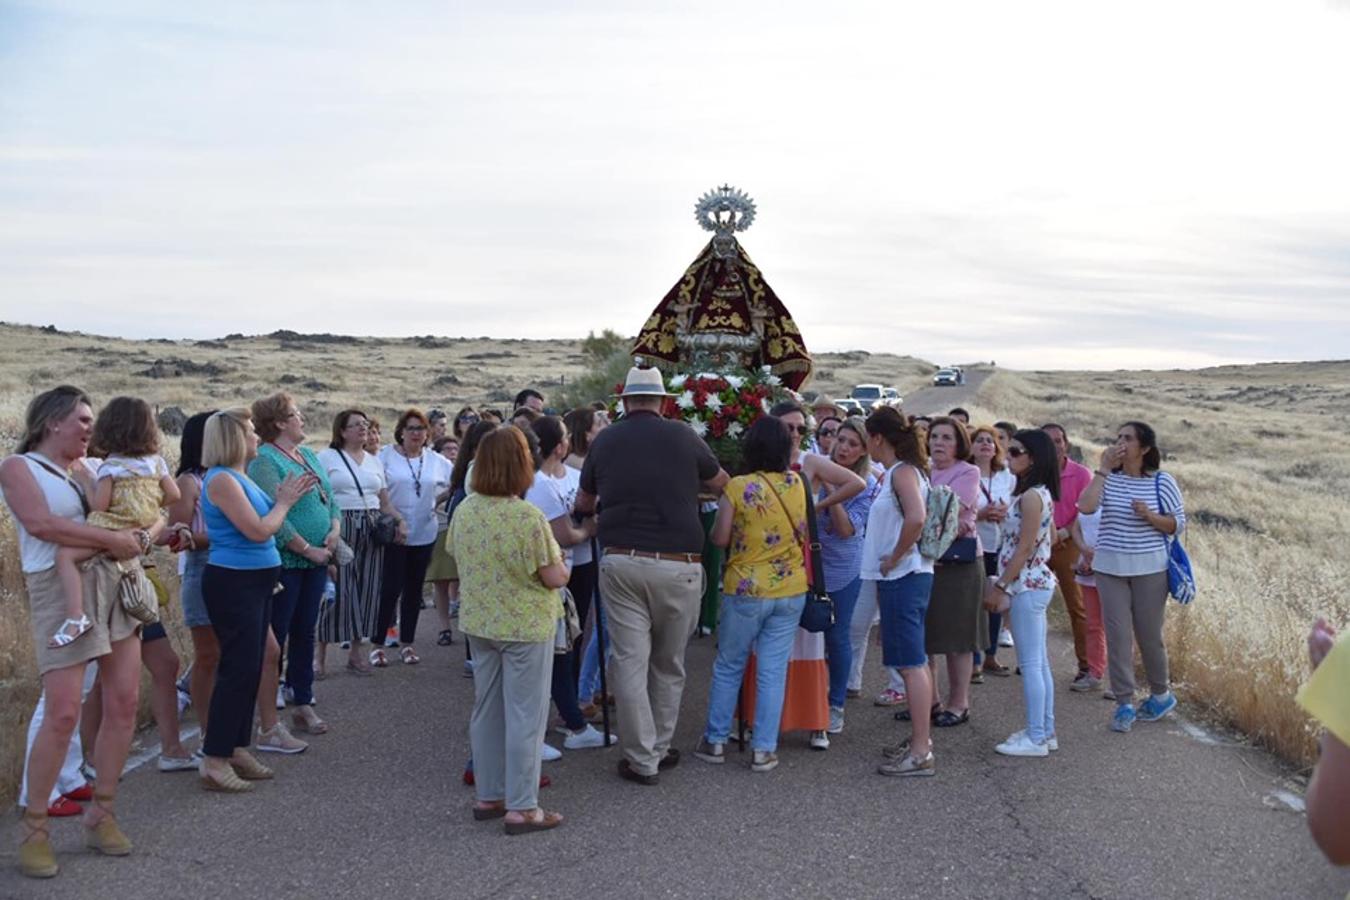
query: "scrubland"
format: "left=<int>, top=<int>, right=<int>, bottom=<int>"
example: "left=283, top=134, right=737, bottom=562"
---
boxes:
left=0, top=320, right=1344, bottom=803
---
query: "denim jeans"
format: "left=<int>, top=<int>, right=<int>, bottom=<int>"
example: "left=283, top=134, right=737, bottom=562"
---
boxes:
left=274, top=565, right=327, bottom=707
left=577, top=599, right=610, bottom=701
left=1008, top=588, right=1055, bottom=743
left=823, top=577, right=862, bottom=708
left=703, top=593, right=806, bottom=752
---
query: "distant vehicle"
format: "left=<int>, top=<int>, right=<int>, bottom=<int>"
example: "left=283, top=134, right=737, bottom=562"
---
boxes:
left=849, top=384, right=884, bottom=410
left=882, top=387, right=903, bottom=407
left=836, top=398, right=864, bottom=416
left=933, top=368, right=959, bottom=387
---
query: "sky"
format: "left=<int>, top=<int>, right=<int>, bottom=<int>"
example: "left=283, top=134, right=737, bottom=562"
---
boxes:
left=1, top=0, right=1349, bottom=370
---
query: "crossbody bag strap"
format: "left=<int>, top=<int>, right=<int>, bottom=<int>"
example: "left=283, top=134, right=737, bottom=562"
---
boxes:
left=337, top=450, right=367, bottom=500
left=1154, top=473, right=1172, bottom=550
left=25, top=453, right=91, bottom=517
left=800, top=474, right=827, bottom=597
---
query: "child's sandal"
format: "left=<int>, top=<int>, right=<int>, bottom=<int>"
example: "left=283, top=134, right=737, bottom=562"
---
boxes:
left=48, top=615, right=92, bottom=650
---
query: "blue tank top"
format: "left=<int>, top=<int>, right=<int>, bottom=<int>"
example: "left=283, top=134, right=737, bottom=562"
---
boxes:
left=201, top=467, right=282, bottom=570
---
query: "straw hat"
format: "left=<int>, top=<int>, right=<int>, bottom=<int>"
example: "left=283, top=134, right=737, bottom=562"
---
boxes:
left=811, top=396, right=842, bottom=417
left=615, top=366, right=670, bottom=398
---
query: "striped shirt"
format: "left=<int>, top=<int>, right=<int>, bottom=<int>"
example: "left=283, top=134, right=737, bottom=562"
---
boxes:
left=1094, top=471, right=1185, bottom=577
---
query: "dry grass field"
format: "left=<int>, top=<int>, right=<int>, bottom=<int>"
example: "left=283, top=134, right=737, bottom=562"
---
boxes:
left=0, top=320, right=1345, bottom=805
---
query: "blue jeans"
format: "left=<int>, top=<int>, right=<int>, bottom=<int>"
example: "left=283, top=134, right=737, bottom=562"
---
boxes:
left=1008, top=588, right=1055, bottom=743
left=703, top=593, right=806, bottom=752
left=876, top=572, right=934, bottom=669
left=823, top=577, right=862, bottom=708
left=577, top=599, right=609, bottom=701
left=274, top=565, right=327, bottom=707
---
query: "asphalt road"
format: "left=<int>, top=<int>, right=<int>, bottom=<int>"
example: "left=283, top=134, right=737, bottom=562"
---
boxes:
left=2, top=627, right=1346, bottom=900
left=900, top=367, right=992, bottom=418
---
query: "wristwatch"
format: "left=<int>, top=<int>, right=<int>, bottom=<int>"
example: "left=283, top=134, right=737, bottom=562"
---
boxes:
left=994, top=581, right=1011, bottom=594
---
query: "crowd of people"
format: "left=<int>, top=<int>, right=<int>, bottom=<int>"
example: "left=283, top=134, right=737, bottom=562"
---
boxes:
left=4, top=364, right=1340, bottom=872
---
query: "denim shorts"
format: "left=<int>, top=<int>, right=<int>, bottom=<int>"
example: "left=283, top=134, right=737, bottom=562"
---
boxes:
left=142, top=621, right=167, bottom=642
left=179, top=549, right=211, bottom=628
left=875, top=572, right=934, bottom=670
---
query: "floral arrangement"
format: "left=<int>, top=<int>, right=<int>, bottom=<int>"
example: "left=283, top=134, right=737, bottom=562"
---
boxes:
left=611, top=367, right=796, bottom=470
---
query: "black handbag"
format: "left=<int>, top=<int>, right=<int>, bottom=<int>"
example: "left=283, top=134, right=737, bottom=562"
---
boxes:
left=337, top=450, right=400, bottom=546
left=760, top=474, right=835, bottom=633
left=939, top=535, right=979, bottom=564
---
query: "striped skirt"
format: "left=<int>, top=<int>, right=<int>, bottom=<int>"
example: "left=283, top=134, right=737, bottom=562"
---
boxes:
left=318, top=509, right=385, bottom=643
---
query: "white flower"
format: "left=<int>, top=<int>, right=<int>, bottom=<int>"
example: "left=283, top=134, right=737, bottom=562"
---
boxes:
left=676, top=390, right=696, bottom=410
left=704, top=394, right=722, bottom=412
left=726, top=421, right=744, bottom=438
left=696, top=372, right=716, bottom=381
left=764, top=373, right=782, bottom=386
left=669, top=374, right=687, bottom=390
left=725, top=374, right=744, bottom=389
left=689, top=419, right=708, bottom=437
left=761, top=397, right=773, bottom=414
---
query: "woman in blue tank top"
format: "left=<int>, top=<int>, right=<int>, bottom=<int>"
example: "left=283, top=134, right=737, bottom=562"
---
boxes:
left=197, top=408, right=314, bottom=793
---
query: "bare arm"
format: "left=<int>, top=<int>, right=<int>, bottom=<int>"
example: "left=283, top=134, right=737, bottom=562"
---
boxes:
left=804, top=455, right=865, bottom=512
left=159, top=473, right=182, bottom=506
left=165, top=473, right=209, bottom=549
left=378, top=487, right=409, bottom=543
left=548, top=513, right=593, bottom=550
left=575, top=488, right=597, bottom=516
left=702, top=468, right=730, bottom=495
left=1307, top=731, right=1350, bottom=865
left=0, top=457, right=141, bottom=559
left=710, top=495, right=733, bottom=548
left=538, top=560, right=571, bottom=589
left=91, top=477, right=114, bottom=513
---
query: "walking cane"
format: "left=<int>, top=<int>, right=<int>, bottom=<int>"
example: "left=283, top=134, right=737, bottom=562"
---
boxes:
left=591, top=536, right=612, bottom=745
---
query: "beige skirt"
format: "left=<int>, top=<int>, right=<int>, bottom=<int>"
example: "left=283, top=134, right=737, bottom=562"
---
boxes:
left=27, top=557, right=143, bottom=676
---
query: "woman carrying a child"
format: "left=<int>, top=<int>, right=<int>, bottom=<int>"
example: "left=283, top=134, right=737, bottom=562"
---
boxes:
left=0, top=387, right=166, bottom=879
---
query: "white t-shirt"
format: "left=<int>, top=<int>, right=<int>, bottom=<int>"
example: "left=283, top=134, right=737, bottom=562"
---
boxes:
left=1074, top=508, right=1101, bottom=588
left=525, top=466, right=590, bottom=565
left=317, top=448, right=385, bottom=512
left=98, top=453, right=170, bottom=481
left=975, top=468, right=1016, bottom=554
left=378, top=445, right=452, bottom=546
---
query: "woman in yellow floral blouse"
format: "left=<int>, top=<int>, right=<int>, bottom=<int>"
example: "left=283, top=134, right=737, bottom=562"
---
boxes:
left=448, top=426, right=570, bottom=835
left=694, top=416, right=809, bottom=774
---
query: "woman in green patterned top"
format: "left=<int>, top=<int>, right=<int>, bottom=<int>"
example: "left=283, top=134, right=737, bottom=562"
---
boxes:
left=247, top=391, right=340, bottom=746
left=449, top=426, right=570, bottom=835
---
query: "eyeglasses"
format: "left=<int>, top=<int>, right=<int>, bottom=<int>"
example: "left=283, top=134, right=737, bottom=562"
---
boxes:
left=404, top=425, right=427, bottom=433
left=344, top=421, right=368, bottom=430
left=458, top=415, right=479, bottom=424
left=1007, top=446, right=1026, bottom=458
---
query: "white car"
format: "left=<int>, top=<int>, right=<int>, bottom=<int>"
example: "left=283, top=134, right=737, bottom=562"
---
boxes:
left=849, top=384, right=884, bottom=410
left=933, top=369, right=959, bottom=387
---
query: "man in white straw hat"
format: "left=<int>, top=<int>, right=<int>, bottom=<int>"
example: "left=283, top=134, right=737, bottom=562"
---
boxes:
left=577, top=365, right=729, bottom=785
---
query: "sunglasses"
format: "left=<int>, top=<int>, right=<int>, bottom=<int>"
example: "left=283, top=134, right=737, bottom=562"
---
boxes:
left=818, top=427, right=838, bottom=437
left=458, top=415, right=479, bottom=424
left=1007, top=446, right=1026, bottom=458
left=784, top=424, right=805, bottom=434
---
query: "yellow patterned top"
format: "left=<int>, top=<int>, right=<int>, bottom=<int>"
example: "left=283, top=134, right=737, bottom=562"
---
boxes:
left=722, top=472, right=809, bottom=599
left=1297, top=632, right=1350, bottom=746
left=86, top=454, right=170, bottom=531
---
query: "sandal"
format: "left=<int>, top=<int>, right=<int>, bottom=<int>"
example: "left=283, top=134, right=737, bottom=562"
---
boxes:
left=200, top=763, right=254, bottom=793
left=19, top=811, right=58, bottom=879
left=983, top=659, right=1012, bottom=677
left=472, top=801, right=506, bottom=821
left=84, top=792, right=133, bottom=856
left=895, top=703, right=941, bottom=722
left=400, top=646, right=420, bottom=665
left=48, top=615, right=92, bottom=650
left=369, top=648, right=388, bottom=668
left=934, top=709, right=970, bottom=728
left=503, top=809, right=564, bottom=835
left=346, top=658, right=374, bottom=676
left=437, top=629, right=454, bottom=646
left=291, top=706, right=329, bottom=735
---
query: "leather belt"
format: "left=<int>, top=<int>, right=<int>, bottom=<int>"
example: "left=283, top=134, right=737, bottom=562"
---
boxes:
left=604, top=547, right=703, bottom=564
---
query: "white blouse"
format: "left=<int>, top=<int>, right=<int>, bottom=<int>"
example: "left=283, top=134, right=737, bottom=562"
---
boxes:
left=975, top=468, right=1016, bottom=554
left=378, top=445, right=451, bottom=546
left=317, top=448, right=385, bottom=512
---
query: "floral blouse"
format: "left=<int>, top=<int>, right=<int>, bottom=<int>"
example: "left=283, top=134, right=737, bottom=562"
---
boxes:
left=449, top=493, right=563, bottom=643
left=722, top=472, right=809, bottom=600
left=997, top=485, right=1058, bottom=595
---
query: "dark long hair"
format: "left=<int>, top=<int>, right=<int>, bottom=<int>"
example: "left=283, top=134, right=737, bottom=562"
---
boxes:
left=1121, top=421, right=1162, bottom=473
left=177, top=410, right=216, bottom=476
left=743, top=416, right=793, bottom=473
left=865, top=406, right=927, bottom=470
left=450, top=420, right=498, bottom=493
left=1012, top=429, right=1061, bottom=501
left=531, top=415, right=566, bottom=460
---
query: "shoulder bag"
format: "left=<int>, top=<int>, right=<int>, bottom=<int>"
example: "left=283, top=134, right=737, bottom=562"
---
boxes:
left=336, top=451, right=400, bottom=546
left=760, top=474, right=834, bottom=633
left=1155, top=474, right=1196, bottom=604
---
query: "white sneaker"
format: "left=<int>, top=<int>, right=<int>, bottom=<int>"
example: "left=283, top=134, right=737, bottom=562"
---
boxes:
left=995, top=731, right=1049, bottom=757
left=563, top=724, right=616, bottom=750
left=275, top=686, right=286, bottom=709
left=809, top=730, right=830, bottom=751
left=157, top=754, right=197, bottom=773
left=540, top=741, right=562, bottom=762
left=1006, top=729, right=1058, bottom=751
left=827, top=706, right=845, bottom=735
left=998, top=627, right=1015, bottom=648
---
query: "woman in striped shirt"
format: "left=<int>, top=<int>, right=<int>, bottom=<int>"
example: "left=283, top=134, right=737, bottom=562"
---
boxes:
left=1077, top=421, right=1186, bottom=734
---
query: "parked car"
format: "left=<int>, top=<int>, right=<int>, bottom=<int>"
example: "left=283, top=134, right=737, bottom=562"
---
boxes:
left=882, top=387, right=903, bottom=408
left=933, top=368, right=959, bottom=387
left=849, top=383, right=884, bottom=410
left=836, top=398, right=864, bottom=416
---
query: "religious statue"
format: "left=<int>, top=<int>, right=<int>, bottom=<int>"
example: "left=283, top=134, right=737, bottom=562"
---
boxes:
left=632, top=185, right=813, bottom=389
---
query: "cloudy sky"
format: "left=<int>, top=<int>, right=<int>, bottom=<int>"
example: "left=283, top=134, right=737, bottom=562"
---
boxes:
left=1, top=0, right=1348, bottom=369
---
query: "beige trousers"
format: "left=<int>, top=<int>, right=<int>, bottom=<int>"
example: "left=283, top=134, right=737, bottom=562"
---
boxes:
left=598, top=554, right=703, bottom=776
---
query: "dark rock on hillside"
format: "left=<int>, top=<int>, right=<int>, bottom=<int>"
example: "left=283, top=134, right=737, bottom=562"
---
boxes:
left=157, top=406, right=188, bottom=435
left=138, top=358, right=227, bottom=378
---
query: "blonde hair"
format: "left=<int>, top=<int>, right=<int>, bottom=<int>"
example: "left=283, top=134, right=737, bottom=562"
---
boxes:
left=203, top=408, right=253, bottom=469
left=17, top=385, right=92, bottom=453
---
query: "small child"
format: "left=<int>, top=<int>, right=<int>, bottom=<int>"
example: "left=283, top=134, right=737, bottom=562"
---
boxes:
left=50, top=397, right=181, bottom=649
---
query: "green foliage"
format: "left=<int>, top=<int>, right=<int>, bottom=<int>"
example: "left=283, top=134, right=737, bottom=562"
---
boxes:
left=554, top=345, right=633, bottom=410
left=579, top=329, right=630, bottom=365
